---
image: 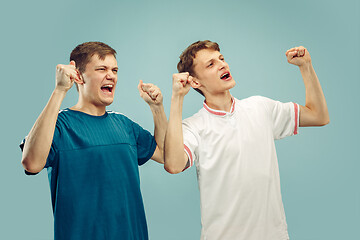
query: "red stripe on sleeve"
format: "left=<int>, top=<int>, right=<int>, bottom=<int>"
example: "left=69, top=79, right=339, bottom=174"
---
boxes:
left=184, top=144, right=193, bottom=168
left=293, top=103, right=298, bottom=135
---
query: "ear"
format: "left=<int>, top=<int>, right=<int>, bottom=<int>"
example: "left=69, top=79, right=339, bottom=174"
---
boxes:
left=70, top=61, right=84, bottom=86
left=74, top=76, right=84, bottom=86
left=189, top=76, right=202, bottom=89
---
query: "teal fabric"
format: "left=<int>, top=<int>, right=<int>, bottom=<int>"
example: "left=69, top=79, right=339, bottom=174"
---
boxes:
left=23, top=109, right=156, bottom=240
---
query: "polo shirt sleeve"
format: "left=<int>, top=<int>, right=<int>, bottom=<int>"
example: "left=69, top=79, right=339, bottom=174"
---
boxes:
left=19, top=125, right=60, bottom=175
left=261, top=97, right=300, bottom=140
left=132, top=121, right=157, bottom=166
left=182, top=118, right=200, bottom=170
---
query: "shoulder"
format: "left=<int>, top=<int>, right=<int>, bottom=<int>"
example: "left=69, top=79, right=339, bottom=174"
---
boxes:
left=107, top=110, right=129, bottom=120
left=107, top=110, right=147, bottom=133
left=58, top=108, right=70, bottom=117
left=237, top=95, right=277, bottom=108
left=234, top=96, right=281, bottom=117
left=237, top=95, right=273, bottom=104
left=182, top=108, right=208, bottom=133
left=56, top=108, right=71, bottom=125
left=183, top=108, right=205, bottom=124
left=108, top=110, right=137, bottom=122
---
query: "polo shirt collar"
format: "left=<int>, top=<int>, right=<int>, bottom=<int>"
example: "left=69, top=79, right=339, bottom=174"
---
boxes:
left=203, top=97, right=235, bottom=116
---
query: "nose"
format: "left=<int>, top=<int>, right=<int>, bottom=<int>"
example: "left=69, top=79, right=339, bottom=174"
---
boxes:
left=218, top=60, right=226, bottom=70
left=106, top=70, right=116, bottom=80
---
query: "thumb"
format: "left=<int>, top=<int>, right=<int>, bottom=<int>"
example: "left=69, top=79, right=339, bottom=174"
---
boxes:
left=138, top=80, right=144, bottom=92
left=287, top=51, right=297, bottom=62
left=140, top=82, right=152, bottom=92
left=70, top=60, right=76, bottom=67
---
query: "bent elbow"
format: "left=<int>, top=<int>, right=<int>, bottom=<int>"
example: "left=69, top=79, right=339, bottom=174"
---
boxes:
left=320, top=118, right=330, bottom=126
left=318, top=115, right=330, bottom=126
left=166, top=168, right=183, bottom=174
left=164, top=163, right=183, bottom=174
left=21, top=156, right=43, bottom=174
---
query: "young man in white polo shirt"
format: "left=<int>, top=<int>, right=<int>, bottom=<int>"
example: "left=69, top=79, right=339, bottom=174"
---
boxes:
left=164, top=40, right=329, bottom=240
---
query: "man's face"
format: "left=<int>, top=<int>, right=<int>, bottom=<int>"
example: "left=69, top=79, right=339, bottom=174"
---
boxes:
left=192, top=49, right=235, bottom=96
left=80, top=54, right=118, bottom=107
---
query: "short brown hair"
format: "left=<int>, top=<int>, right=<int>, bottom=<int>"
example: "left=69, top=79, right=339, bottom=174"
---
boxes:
left=177, top=40, right=220, bottom=96
left=70, top=42, right=116, bottom=90
left=70, top=42, right=117, bottom=74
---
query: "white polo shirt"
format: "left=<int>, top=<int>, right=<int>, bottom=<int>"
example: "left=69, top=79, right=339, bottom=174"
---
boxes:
left=182, top=96, right=299, bottom=240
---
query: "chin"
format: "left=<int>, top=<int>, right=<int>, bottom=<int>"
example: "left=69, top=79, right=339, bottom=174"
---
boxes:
left=226, top=80, right=236, bottom=90
left=101, top=98, right=114, bottom=106
left=105, top=101, right=113, bottom=106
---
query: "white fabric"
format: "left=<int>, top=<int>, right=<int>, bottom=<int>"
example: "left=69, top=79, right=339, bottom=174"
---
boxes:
left=182, top=96, right=299, bottom=240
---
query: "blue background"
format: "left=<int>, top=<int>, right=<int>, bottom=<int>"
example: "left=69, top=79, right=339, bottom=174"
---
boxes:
left=0, top=0, right=359, bottom=239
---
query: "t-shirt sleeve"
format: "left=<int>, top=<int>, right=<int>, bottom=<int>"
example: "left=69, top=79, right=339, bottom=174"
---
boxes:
left=261, top=97, right=299, bottom=140
left=182, top=119, right=200, bottom=171
left=132, top=122, right=157, bottom=166
left=19, top=125, right=60, bottom=175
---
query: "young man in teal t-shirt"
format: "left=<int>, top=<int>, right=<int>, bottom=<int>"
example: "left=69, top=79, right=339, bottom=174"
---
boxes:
left=20, top=42, right=167, bottom=240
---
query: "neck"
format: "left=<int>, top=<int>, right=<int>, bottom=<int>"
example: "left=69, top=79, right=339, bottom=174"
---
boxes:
left=70, top=101, right=106, bottom=116
left=204, top=91, right=233, bottom=112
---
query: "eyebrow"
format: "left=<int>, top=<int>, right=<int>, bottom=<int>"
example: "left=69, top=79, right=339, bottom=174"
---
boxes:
left=95, top=65, right=118, bottom=69
left=204, top=54, right=224, bottom=64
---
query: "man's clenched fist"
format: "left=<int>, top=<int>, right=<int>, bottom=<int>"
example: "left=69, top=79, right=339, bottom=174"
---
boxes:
left=172, top=72, right=192, bottom=97
left=55, top=61, right=81, bottom=92
left=138, top=80, right=163, bottom=106
left=285, top=46, right=312, bottom=67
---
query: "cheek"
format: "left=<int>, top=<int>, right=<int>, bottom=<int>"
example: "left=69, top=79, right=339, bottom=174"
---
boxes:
left=202, top=70, right=214, bottom=79
left=209, top=70, right=219, bottom=81
left=86, top=81, right=100, bottom=93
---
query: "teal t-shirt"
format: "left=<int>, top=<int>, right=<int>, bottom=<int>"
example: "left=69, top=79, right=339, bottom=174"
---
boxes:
left=22, top=109, right=157, bottom=240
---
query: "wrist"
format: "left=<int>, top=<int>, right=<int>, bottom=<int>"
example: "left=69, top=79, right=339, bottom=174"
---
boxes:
left=298, top=61, right=312, bottom=71
left=171, top=92, right=185, bottom=102
left=53, top=88, right=68, bottom=99
left=149, top=103, right=164, bottom=112
left=54, top=86, right=69, bottom=94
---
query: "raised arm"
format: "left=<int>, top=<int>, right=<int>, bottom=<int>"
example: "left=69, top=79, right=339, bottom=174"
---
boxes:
left=163, top=73, right=192, bottom=174
left=21, top=61, right=80, bottom=173
left=138, top=80, right=167, bottom=164
left=286, top=46, right=330, bottom=127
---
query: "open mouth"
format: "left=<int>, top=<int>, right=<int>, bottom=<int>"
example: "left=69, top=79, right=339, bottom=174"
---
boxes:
left=220, top=72, right=231, bottom=80
left=101, top=84, right=114, bottom=93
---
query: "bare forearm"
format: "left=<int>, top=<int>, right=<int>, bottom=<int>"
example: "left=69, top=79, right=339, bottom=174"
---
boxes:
left=299, top=63, right=329, bottom=126
left=164, top=95, right=188, bottom=173
left=150, top=104, right=167, bottom=153
left=22, top=89, right=66, bottom=172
